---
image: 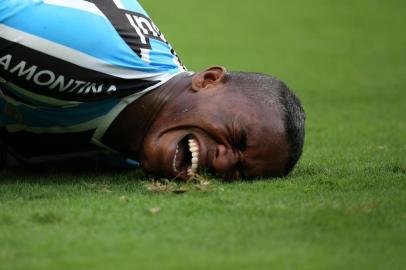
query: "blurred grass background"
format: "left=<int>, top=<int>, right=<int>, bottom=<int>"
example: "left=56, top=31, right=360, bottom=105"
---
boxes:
left=1, top=0, right=405, bottom=269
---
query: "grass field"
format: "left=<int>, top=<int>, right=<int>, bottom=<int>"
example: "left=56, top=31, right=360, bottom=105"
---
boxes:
left=1, top=0, right=405, bottom=269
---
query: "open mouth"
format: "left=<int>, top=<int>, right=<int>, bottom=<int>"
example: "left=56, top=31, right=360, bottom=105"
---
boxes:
left=172, top=135, right=199, bottom=178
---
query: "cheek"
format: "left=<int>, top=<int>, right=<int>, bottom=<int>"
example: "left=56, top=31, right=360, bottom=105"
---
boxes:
left=139, top=135, right=166, bottom=174
left=139, top=135, right=155, bottom=163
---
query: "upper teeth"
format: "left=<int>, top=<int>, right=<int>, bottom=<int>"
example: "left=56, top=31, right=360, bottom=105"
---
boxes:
left=187, top=138, right=199, bottom=177
left=172, top=138, right=200, bottom=178
left=172, top=146, right=179, bottom=173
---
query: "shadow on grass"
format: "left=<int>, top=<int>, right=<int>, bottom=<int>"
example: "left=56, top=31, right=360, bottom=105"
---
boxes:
left=3, top=154, right=403, bottom=186
left=0, top=155, right=148, bottom=185
left=0, top=161, right=356, bottom=185
left=0, top=155, right=265, bottom=185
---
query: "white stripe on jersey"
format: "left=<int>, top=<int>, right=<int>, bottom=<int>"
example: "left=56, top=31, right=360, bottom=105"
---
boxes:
left=112, top=0, right=125, bottom=9
left=140, top=48, right=151, bottom=63
left=0, top=24, right=173, bottom=81
left=43, top=0, right=106, bottom=17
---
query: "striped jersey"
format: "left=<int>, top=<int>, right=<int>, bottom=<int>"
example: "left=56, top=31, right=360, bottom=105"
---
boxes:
left=0, top=0, right=186, bottom=159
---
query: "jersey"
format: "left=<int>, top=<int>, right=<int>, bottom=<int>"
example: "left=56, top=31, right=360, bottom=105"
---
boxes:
left=0, top=0, right=186, bottom=160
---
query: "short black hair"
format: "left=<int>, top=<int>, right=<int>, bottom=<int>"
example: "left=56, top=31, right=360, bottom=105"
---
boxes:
left=225, top=72, right=306, bottom=176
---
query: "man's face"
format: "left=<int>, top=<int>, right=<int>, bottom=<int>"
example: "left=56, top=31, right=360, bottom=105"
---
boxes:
left=140, top=67, right=289, bottom=180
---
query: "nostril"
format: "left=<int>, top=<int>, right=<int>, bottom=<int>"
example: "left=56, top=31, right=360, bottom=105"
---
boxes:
left=216, top=144, right=227, bottom=158
left=212, top=144, right=237, bottom=175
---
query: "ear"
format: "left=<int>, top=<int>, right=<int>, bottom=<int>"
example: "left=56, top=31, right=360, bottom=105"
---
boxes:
left=191, top=66, right=227, bottom=92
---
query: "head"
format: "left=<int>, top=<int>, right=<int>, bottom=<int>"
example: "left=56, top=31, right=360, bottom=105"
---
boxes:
left=140, top=66, right=305, bottom=180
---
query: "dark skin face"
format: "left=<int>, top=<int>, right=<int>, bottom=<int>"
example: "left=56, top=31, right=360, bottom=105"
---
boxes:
left=102, top=67, right=289, bottom=180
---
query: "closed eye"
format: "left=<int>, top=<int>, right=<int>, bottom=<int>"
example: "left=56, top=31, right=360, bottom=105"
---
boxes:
left=231, top=128, right=248, bottom=179
left=233, top=128, right=247, bottom=151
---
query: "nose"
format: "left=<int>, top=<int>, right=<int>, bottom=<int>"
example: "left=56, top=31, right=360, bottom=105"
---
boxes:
left=212, top=144, right=238, bottom=177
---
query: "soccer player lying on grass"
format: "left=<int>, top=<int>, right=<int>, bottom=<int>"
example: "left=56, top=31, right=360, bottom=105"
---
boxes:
left=0, top=0, right=305, bottom=180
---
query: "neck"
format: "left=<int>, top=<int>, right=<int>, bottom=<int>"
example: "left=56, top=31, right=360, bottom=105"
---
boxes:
left=101, top=72, right=192, bottom=159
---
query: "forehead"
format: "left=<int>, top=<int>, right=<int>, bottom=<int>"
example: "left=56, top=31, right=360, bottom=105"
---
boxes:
left=190, top=87, right=288, bottom=177
left=243, top=128, right=288, bottom=178
left=230, top=91, right=283, bottom=129
left=234, top=97, right=288, bottom=177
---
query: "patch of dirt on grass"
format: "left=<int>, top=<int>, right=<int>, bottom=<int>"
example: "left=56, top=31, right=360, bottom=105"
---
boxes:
left=346, top=201, right=377, bottom=214
left=145, top=174, right=213, bottom=194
